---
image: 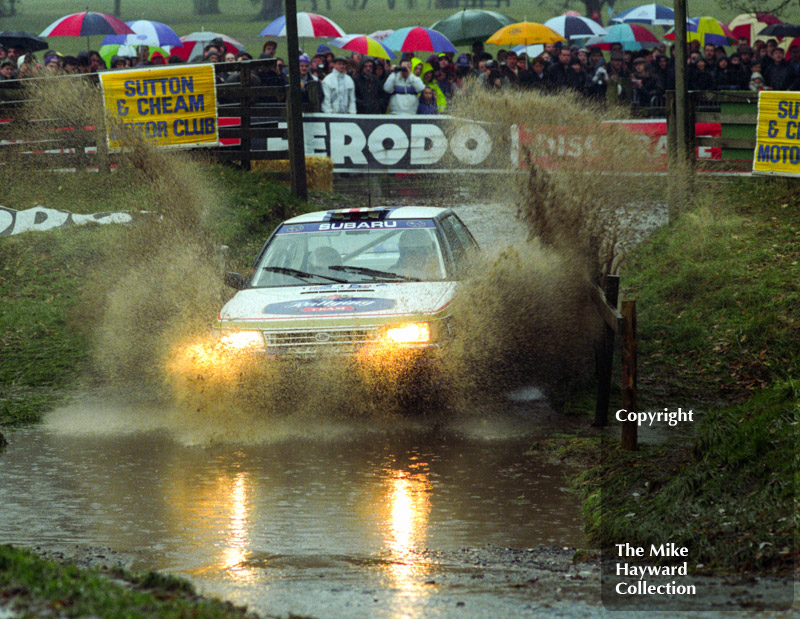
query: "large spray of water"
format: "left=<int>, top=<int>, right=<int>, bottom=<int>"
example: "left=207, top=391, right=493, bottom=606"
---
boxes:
left=5, top=77, right=663, bottom=443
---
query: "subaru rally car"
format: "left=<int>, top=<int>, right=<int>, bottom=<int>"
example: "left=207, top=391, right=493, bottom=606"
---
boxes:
left=216, top=206, right=479, bottom=359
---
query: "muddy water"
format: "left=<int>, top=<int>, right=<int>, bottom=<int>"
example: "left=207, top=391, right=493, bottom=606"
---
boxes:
left=0, top=395, right=591, bottom=618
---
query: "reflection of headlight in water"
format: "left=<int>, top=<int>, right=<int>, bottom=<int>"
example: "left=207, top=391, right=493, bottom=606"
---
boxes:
left=382, top=322, right=431, bottom=345
left=219, top=330, right=265, bottom=350
left=385, top=469, right=432, bottom=582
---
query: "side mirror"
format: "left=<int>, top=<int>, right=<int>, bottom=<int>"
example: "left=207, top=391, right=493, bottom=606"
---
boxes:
left=224, top=271, right=246, bottom=290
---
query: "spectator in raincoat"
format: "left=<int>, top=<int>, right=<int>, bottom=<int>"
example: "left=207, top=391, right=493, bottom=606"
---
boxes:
left=383, top=60, right=425, bottom=115
left=321, top=57, right=356, bottom=114
left=419, top=62, right=446, bottom=112
left=354, top=59, right=384, bottom=114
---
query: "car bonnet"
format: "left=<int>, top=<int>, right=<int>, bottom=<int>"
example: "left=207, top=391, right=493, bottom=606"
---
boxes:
left=217, top=281, right=457, bottom=327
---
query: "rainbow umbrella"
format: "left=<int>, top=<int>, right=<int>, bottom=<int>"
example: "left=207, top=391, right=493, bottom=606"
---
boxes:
left=664, top=17, right=735, bottom=47
left=382, top=26, right=457, bottom=53
left=583, top=23, right=659, bottom=50
left=259, top=12, right=345, bottom=38
left=729, top=13, right=782, bottom=44
left=101, top=20, right=182, bottom=48
left=327, top=34, right=395, bottom=60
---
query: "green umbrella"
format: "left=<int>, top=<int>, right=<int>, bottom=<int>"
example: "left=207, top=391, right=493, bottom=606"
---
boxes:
left=430, top=9, right=516, bottom=46
left=99, top=43, right=169, bottom=67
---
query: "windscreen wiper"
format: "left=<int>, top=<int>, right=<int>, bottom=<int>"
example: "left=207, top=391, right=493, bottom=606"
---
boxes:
left=329, top=265, right=419, bottom=281
left=262, top=266, right=347, bottom=283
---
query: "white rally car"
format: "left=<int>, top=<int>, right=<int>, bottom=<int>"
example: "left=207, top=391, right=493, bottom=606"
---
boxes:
left=216, top=206, right=479, bottom=359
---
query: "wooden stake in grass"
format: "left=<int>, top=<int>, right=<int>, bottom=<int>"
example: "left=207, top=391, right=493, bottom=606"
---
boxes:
left=621, top=300, right=638, bottom=451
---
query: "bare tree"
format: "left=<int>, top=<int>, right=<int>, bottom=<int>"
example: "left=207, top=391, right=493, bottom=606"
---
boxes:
left=193, top=0, right=221, bottom=15
left=717, top=0, right=798, bottom=17
left=0, top=0, right=17, bottom=17
left=252, top=0, right=283, bottom=20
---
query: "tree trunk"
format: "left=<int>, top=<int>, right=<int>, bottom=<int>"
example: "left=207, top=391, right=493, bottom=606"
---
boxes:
left=113, top=0, right=122, bottom=17
left=194, top=0, right=221, bottom=15
left=255, top=0, right=283, bottom=20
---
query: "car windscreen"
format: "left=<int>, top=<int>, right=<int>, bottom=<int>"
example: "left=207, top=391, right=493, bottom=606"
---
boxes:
left=250, top=219, right=446, bottom=287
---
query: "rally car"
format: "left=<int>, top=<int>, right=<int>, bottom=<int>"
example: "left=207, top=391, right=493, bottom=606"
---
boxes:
left=215, top=206, right=479, bottom=360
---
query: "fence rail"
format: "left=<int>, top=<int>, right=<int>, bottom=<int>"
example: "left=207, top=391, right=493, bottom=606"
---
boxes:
left=667, top=90, right=758, bottom=172
left=0, top=59, right=306, bottom=176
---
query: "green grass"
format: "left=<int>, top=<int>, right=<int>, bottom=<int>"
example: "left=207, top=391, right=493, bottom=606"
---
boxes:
left=4, top=1, right=799, bottom=60
left=0, top=165, right=309, bottom=426
left=623, top=178, right=800, bottom=405
left=576, top=382, right=798, bottom=572
left=572, top=176, right=800, bottom=574
left=0, top=544, right=257, bottom=618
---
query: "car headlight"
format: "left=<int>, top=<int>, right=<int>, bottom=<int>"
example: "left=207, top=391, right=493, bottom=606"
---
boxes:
left=219, top=330, right=265, bottom=350
left=382, top=322, right=431, bottom=345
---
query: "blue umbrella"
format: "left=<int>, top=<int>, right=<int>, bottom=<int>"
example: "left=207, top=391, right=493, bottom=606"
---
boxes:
left=101, top=20, right=183, bottom=48
left=610, top=4, right=675, bottom=27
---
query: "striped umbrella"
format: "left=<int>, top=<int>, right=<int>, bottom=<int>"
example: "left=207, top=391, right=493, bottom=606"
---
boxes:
left=544, top=15, right=607, bottom=41
left=40, top=12, right=134, bottom=37
left=172, top=32, right=244, bottom=62
left=328, top=35, right=395, bottom=60
left=259, top=12, right=345, bottom=38
left=583, top=23, right=660, bottom=51
left=382, top=26, right=457, bottom=53
left=729, top=13, right=782, bottom=44
left=610, top=4, right=675, bottom=27
left=101, top=20, right=183, bottom=49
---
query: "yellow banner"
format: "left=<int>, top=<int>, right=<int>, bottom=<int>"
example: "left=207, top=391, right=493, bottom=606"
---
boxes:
left=100, top=64, right=218, bottom=150
left=753, top=91, right=800, bottom=177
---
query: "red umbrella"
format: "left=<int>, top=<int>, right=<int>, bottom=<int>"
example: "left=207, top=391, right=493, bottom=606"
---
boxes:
left=40, top=12, right=134, bottom=37
left=172, top=32, right=244, bottom=62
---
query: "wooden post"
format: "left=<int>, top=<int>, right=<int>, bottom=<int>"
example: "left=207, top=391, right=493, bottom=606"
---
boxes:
left=239, top=62, right=251, bottom=171
left=284, top=0, right=308, bottom=200
left=670, top=0, right=693, bottom=222
left=593, top=275, right=620, bottom=427
left=621, top=300, right=638, bottom=451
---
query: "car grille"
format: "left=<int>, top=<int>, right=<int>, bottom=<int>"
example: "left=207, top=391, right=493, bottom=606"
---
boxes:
left=263, top=326, right=381, bottom=355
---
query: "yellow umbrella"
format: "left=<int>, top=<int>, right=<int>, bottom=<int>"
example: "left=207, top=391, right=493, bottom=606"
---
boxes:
left=486, top=21, right=566, bottom=46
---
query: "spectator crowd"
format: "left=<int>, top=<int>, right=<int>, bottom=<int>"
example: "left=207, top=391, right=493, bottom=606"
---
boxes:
left=2, top=32, right=800, bottom=113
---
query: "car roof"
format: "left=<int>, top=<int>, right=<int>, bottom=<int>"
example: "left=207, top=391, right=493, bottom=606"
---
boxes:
left=283, top=206, right=451, bottom=224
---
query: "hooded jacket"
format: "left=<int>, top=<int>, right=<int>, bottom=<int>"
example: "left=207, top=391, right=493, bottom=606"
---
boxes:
left=383, top=65, right=425, bottom=114
left=420, top=62, right=447, bottom=112
left=353, top=60, right=384, bottom=114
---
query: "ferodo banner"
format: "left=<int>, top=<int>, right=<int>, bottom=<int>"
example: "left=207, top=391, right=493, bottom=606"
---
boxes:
left=753, top=91, right=800, bottom=176
left=100, top=65, right=218, bottom=150
left=298, top=113, right=513, bottom=172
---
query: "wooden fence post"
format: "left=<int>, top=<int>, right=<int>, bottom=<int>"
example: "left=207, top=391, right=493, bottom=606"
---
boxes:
left=621, top=300, right=638, bottom=450
left=593, top=275, right=620, bottom=427
left=284, top=0, right=308, bottom=200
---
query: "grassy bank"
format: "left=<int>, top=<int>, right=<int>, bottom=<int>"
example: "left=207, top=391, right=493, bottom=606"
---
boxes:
left=0, top=545, right=257, bottom=618
left=0, top=165, right=305, bottom=426
left=572, top=177, right=800, bottom=573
